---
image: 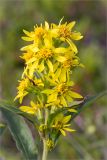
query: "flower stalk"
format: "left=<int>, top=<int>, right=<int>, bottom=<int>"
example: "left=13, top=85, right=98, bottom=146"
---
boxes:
left=41, top=108, right=49, bottom=160
left=42, top=139, right=48, bottom=160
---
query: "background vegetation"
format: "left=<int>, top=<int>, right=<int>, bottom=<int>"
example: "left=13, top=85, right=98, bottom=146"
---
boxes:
left=0, top=0, right=107, bottom=159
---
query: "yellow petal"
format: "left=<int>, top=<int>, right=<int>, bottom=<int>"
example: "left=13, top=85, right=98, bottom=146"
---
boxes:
left=39, top=60, right=44, bottom=72
left=42, top=89, right=54, bottom=94
left=53, top=62, right=59, bottom=72
left=66, top=39, right=78, bottom=53
left=23, top=29, right=31, bottom=37
left=44, top=37, right=52, bottom=48
left=20, top=106, right=35, bottom=114
left=47, top=92, right=58, bottom=103
left=60, top=129, right=66, bottom=136
left=54, top=47, right=67, bottom=54
left=30, top=101, right=37, bottom=109
left=45, top=21, right=49, bottom=30
left=29, top=61, right=39, bottom=77
left=63, top=115, right=71, bottom=123
left=54, top=68, right=61, bottom=80
left=59, top=68, right=66, bottom=82
left=67, top=81, right=74, bottom=86
left=68, top=108, right=77, bottom=113
left=66, top=94, right=73, bottom=102
left=69, top=91, right=83, bottom=99
left=64, top=127, right=75, bottom=132
left=64, top=124, right=71, bottom=127
left=20, top=46, right=29, bottom=51
left=50, top=28, right=58, bottom=37
left=67, top=21, right=76, bottom=30
left=55, top=56, right=66, bottom=62
left=26, top=57, right=37, bottom=64
left=71, top=32, right=83, bottom=40
left=60, top=96, right=67, bottom=107
left=79, top=63, right=85, bottom=68
left=47, top=59, right=53, bottom=72
left=32, top=47, right=39, bottom=52
left=21, top=36, right=33, bottom=41
left=14, top=92, right=28, bottom=103
left=19, top=97, right=23, bottom=104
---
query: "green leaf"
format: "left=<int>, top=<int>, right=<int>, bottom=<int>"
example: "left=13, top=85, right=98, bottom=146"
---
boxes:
left=0, top=123, right=6, bottom=135
left=1, top=108, right=38, bottom=160
left=70, top=90, right=107, bottom=121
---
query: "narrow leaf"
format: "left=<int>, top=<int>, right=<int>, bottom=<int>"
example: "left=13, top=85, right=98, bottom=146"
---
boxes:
left=1, top=108, right=38, bottom=160
left=70, top=90, right=107, bottom=121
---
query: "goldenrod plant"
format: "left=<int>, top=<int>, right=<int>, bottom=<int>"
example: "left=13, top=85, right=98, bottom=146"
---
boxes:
left=0, top=19, right=106, bottom=160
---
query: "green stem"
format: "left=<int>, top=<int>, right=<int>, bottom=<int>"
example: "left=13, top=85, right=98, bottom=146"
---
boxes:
left=42, top=139, right=48, bottom=160
left=42, top=108, right=49, bottom=160
left=45, top=108, right=48, bottom=125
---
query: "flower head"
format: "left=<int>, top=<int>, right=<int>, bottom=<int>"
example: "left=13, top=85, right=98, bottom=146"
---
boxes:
left=20, top=101, right=43, bottom=118
left=14, top=78, right=30, bottom=103
left=52, top=19, right=83, bottom=53
left=52, top=114, right=75, bottom=136
left=42, top=79, right=83, bottom=108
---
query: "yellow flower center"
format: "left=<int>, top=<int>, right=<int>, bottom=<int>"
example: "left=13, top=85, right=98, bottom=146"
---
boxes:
left=34, top=27, right=45, bottom=38
left=56, top=83, right=68, bottom=94
left=59, top=26, right=70, bottom=38
left=62, top=59, right=72, bottom=68
left=38, top=48, right=53, bottom=59
left=56, top=123, right=62, bottom=129
left=22, top=52, right=34, bottom=62
left=62, top=58, right=79, bottom=68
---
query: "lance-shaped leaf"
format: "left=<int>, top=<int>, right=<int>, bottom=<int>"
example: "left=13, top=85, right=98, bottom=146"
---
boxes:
left=1, top=108, right=38, bottom=160
left=70, top=90, right=107, bottom=121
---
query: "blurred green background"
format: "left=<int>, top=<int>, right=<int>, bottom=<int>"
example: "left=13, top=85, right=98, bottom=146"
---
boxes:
left=0, top=0, right=107, bottom=159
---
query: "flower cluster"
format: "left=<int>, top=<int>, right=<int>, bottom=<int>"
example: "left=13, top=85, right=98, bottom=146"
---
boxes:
left=15, top=19, right=83, bottom=147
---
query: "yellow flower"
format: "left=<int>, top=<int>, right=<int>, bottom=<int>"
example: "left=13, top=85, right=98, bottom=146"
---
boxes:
left=14, top=78, right=30, bottom=103
left=52, top=114, right=75, bottom=136
left=52, top=19, right=83, bottom=53
left=62, top=49, right=84, bottom=69
left=20, top=101, right=42, bottom=115
left=21, top=21, right=50, bottom=45
left=20, top=50, right=35, bottom=63
left=21, top=40, right=68, bottom=76
left=46, top=139, right=54, bottom=150
left=42, top=79, right=83, bottom=107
